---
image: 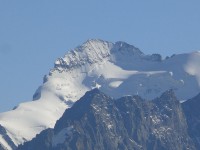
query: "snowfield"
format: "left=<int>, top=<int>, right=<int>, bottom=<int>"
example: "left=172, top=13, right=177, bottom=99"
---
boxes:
left=0, top=39, right=200, bottom=149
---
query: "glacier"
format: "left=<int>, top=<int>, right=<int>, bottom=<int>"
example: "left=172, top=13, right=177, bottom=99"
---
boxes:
left=0, top=39, right=200, bottom=149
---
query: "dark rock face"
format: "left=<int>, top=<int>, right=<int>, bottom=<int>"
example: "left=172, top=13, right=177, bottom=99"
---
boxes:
left=17, top=89, right=195, bottom=150
left=0, top=124, right=16, bottom=150
left=182, top=93, right=200, bottom=149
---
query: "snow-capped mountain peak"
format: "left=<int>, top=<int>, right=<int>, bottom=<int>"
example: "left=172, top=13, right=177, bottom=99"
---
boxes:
left=53, top=39, right=144, bottom=72
left=54, top=39, right=112, bottom=70
left=0, top=39, right=200, bottom=150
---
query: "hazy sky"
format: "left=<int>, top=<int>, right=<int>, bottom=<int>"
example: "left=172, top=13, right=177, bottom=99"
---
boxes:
left=0, top=0, right=200, bottom=112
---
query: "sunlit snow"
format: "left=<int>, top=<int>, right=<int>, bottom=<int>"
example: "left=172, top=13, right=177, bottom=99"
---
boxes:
left=0, top=39, right=200, bottom=149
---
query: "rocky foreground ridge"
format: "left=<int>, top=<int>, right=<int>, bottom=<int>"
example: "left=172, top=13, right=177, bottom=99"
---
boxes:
left=17, top=89, right=200, bottom=150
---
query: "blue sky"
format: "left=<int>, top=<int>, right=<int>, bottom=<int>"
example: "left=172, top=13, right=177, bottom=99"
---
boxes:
left=0, top=0, right=200, bottom=112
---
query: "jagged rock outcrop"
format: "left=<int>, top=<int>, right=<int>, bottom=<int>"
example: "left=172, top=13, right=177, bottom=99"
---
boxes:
left=17, top=89, right=195, bottom=150
left=1, top=39, right=200, bottom=150
left=182, top=93, right=200, bottom=149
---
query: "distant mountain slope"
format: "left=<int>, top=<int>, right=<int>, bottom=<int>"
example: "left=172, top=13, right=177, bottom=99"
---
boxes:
left=17, top=89, right=195, bottom=150
left=0, top=39, right=200, bottom=149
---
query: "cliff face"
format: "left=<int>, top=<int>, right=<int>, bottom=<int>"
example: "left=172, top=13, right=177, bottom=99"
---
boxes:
left=182, top=93, right=200, bottom=149
left=17, top=89, right=195, bottom=150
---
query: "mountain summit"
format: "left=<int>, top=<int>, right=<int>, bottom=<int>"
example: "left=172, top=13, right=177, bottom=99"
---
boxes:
left=53, top=39, right=143, bottom=70
left=0, top=39, right=200, bottom=149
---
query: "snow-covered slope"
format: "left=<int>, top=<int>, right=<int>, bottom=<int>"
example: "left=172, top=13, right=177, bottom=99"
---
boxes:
left=0, top=39, right=200, bottom=149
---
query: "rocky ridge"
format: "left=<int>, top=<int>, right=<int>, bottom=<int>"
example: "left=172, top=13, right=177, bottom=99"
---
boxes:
left=17, top=89, right=196, bottom=150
